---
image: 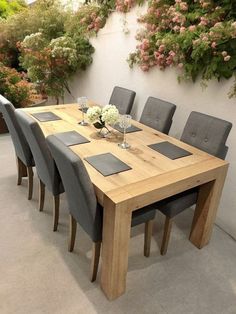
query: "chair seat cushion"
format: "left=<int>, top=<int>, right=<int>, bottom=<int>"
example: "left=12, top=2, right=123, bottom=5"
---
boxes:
left=131, top=205, right=156, bottom=227
left=155, top=188, right=198, bottom=218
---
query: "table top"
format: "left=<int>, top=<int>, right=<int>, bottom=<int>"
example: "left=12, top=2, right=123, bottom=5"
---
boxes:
left=22, top=103, right=228, bottom=208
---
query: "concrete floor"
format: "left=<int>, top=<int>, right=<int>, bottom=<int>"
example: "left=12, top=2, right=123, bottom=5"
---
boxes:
left=1, top=134, right=236, bottom=314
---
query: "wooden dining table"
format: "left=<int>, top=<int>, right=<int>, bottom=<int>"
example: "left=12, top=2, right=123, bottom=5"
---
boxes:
left=23, top=102, right=229, bottom=300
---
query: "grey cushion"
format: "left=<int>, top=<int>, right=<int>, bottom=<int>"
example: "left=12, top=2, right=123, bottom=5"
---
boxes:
left=109, top=86, right=136, bottom=114
left=155, top=111, right=232, bottom=218
left=15, top=110, right=63, bottom=196
left=46, top=135, right=156, bottom=242
left=140, top=97, right=176, bottom=134
left=181, top=111, right=232, bottom=159
left=156, top=188, right=198, bottom=218
left=0, top=95, right=34, bottom=167
left=131, top=206, right=156, bottom=227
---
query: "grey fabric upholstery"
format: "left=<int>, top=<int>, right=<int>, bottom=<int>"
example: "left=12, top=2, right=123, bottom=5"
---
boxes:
left=15, top=110, right=63, bottom=196
left=131, top=206, right=156, bottom=227
left=0, top=95, right=34, bottom=167
left=155, top=111, right=232, bottom=218
left=181, top=111, right=232, bottom=159
left=109, top=86, right=136, bottom=114
left=46, top=135, right=156, bottom=242
left=46, top=135, right=102, bottom=242
left=140, top=97, right=176, bottom=134
left=157, top=188, right=198, bottom=218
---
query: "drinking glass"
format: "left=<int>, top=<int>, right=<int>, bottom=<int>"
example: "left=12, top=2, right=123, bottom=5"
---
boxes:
left=118, top=114, right=132, bottom=149
left=78, top=96, right=88, bottom=126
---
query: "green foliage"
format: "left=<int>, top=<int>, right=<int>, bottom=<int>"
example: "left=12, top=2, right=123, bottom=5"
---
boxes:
left=0, top=0, right=26, bottom=19
left=0, top=62, right=35, bottom=107
left=0, top=0, right=95, bottom=101
left=129, top=0, right=236, bottom=97
left=0, top=0, right=145, bottom=102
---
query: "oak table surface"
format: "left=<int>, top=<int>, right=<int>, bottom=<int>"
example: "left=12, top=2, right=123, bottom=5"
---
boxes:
left=22, top=103, right=229, bottom=300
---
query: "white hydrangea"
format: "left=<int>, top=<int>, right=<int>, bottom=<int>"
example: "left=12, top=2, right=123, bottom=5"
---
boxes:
left=49, top=36, right=78, bottom=66
left=87, top=106, right=102, bottom=123
left=87, top=104, right=119, bottom=125
left=101, top=105, right=119, bottom=125
left=22, top=32, right=46, bottom=49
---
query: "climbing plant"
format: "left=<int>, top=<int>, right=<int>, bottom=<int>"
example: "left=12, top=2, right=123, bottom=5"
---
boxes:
left=128, top=0, right=236, bottom=97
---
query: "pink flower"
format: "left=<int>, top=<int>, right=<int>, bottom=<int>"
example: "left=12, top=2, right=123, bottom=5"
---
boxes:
left=224, top=55, right=231, bottom=62
left=169, top=51, right=176, bottom=57
left=180, top=2, right=188, bottom=11
left=141, top=65, right=149, bottom=71
left=173, top=25, right=180, bottom=32
left=189, top=25, right=196, bottom=32
left=158, top=44, right=165, bottom=52
left=211, top=42, right=217, bottom=49
left=214, top=22, right=222, bottom=28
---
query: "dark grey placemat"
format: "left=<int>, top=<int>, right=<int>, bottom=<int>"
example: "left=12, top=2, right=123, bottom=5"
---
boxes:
left=148, top=141, right=192, bottom=159
left=79, top=107, right=89, bottom=113
left=54, top=131, right=90, bottom=146
left=85, top=153, right=132, bottom=176
left=112, top=123, right=142, bottom=133
left=31, top=112, right=61, bottom=122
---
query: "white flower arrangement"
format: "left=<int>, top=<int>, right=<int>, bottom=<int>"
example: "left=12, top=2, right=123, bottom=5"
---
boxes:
left=101, top=105, right=119, bottom=125
left=87, top=106, right=102, bottom=124
left=87, top=104, right=119, bottom=129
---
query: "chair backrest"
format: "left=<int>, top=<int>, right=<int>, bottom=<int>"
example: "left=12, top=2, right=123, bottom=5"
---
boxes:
left=15, top=110, right=61, bottom=195
left=46, top=135, right=102, bottom=242
left=181, top=111, right=232, bottom=159
left=0, top=95, right=34, bottom=166
left=109, top=86, right=136, bottom=114
left=140, top=97, right=176, bottom=134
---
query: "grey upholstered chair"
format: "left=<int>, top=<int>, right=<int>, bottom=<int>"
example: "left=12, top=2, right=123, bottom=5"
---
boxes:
left=46, top=135, right=156, bottom=282
left=140, top=97, right=176, bottom=134
left=0, top=95, right=34, bottom=199
left=109, top=86, right=136, bottom=114
left=155, top=111, right=232, bottom=255
left=15, top=110, right=64, bottom=231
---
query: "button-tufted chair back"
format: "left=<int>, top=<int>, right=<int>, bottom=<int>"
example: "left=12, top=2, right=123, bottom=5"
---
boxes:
left=140, top=97, right=176, bottom=134
left=109, top=86, right=136, bottom=114
left=181, top=111, right=232, bottom=159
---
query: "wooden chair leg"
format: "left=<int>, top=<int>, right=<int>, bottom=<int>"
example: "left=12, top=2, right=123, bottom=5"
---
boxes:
left=144, top=219, right=154, bottom=257
left=39, top=179, right=45, bottom=212
left=161, top=217, right=173, bottom=256
left=16, top=157, right=27, bottom=185
left=90, top=242, right=101, bottom=282
left=27, top=167, right=33, bottom=200
left=68, top=214, right=77, bottom=252
left=53, top=195, right=60, bottom=231
left=16, top=157, right=22, bottom=186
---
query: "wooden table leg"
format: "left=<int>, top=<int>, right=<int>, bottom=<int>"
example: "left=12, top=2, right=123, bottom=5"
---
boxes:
left=190, top=165, right=228, bottom=248
left=100, top=196, right=132, bottom=300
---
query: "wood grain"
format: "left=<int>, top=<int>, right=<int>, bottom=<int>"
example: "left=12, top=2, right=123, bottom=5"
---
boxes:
left=22, top=103, right=229, bottom=300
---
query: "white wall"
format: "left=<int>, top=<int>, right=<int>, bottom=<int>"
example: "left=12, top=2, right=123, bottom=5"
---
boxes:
left=66, top=6, right=236, bottom=239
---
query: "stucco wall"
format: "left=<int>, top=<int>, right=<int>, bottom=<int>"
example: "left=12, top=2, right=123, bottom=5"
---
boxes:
left=66, top=6, right=236, bottom=239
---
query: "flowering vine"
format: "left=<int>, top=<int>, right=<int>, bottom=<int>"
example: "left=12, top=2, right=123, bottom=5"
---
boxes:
left=128, top=0, right=236, bottom=97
